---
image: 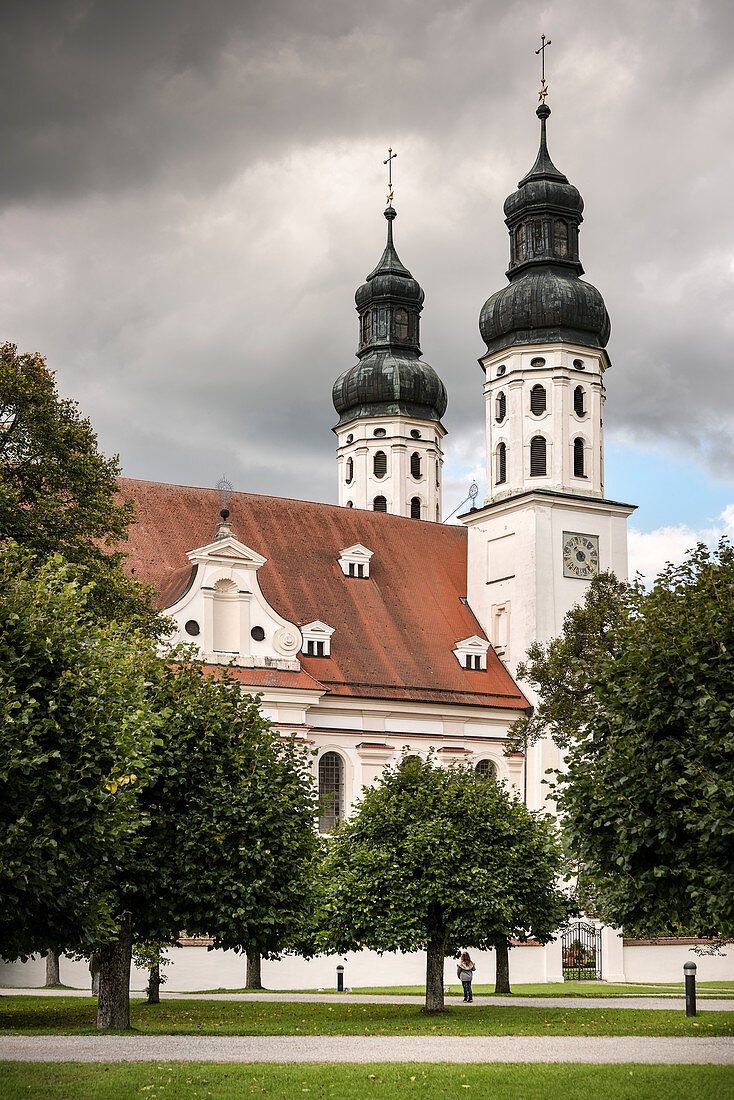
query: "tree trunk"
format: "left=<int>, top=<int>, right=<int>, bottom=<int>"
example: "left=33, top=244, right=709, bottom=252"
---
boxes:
left=422, top=933, right=448, bottom=1013
left=494, top=937, right=511, bottom=994
left=97, top=916, right=133, bottom=1030
left=89, top=952, right=101, bottom=996
left=146, top=960, right=160, bottom=1004
left=44, top=949, right=61, bottom=987
left=246, top=950, right=263, bottom=990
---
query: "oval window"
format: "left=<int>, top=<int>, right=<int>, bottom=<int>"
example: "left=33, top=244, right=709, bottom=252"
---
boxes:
left=530, top=357, right=546, bottom=368
left=185, top=620, right=200, bottom=637
left=250, top=626, right=265, bottom=641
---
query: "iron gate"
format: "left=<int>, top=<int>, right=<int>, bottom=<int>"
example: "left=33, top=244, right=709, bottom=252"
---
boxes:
left=562, top=922, right=602, bottom=980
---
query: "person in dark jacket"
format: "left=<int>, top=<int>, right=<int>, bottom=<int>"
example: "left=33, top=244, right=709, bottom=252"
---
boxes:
left=457, top=951, right=476, bottom=1002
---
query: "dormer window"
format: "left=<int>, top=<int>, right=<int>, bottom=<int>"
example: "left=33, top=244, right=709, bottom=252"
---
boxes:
left=453, top=635, right=490, bottom=672
left=301, top=620, right=334, bottom=658
left=338, top=543, right=374, bottom=579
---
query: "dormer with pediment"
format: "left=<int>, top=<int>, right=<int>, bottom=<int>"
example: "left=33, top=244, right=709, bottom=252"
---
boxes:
left=164, top=526, right=302, bottom=670
left=338, top=543, right=374, bottom=579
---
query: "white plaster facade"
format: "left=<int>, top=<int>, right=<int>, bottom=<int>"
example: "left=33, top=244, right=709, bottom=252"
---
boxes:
left=335, top=414, right=445, bottom=521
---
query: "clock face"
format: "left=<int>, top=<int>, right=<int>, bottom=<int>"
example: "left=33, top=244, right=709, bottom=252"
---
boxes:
left=563, top=532, right=600, bottom=579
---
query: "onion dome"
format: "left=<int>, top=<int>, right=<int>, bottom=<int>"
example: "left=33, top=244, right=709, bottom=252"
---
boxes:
left=479, top=104, right=610, bottom=356
left=333, top=205, right=448, bottom=424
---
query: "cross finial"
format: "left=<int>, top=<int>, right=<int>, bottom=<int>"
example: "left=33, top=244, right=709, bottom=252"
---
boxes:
left=535, top=34, right=551, bottom=102
left=383, top=147, right=397, bottom=205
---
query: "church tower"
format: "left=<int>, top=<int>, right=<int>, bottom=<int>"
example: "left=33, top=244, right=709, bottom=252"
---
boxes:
left=332, top=202, right=447, bottom=520
left=462, top=97, right=635, bottom=807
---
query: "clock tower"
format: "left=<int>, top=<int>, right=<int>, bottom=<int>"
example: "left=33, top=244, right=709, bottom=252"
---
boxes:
left=462, top=99, right=635, bottom=808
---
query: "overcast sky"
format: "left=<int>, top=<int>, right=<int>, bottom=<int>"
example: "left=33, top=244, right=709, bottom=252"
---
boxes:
left=2, top=0, right=733, bottom=576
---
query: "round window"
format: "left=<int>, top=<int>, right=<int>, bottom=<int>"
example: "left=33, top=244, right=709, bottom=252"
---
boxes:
left=410, top=429, right=421, bottom=439
left=346, top=433, right=354, bottom=443
left=496, top=364, right=506, bottom=376
left=185, top=620, right=200, bottom=637
left=573, top=359, right=585, bottom=370
left=530, top=356, right=546, bottom=368
left=374, top=427, right=386, bottom=437
left=251, top=626, right=266, bottom=641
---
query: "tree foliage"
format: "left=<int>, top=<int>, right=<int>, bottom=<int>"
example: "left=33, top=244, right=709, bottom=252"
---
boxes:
left=316, top=756, right=572, bottom=1011
left=514, top=544, right=734, bottom=940
left=0, top=544, right=160, bottom=961
left=0, top=342, right=159, bottom=631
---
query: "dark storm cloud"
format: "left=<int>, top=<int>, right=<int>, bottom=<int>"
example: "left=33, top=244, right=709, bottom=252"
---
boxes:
left=1, top=0, right=733, bottom=512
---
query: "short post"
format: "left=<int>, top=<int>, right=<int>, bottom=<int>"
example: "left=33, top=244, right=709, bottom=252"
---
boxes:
left=684, top=960, right=696, bottom=1017
left=336, top=964, right=344, bottom=993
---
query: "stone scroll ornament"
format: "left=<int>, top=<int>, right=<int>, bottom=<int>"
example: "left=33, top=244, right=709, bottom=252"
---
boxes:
left=274, top=626, right=302, bottom=657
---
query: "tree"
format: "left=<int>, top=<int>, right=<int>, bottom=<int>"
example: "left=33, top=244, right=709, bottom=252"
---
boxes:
left=514, top=544, right=734, bottom=941
left=95, top=660, right=320, bottom=1029
left=0, top=544, right=160, bottom=963
left=0, top=342, right=159, bottom=632
left=315, top=755, right=572, bottom=1012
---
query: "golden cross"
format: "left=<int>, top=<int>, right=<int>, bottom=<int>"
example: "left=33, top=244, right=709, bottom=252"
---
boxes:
left=383, top=147, right=397, bottom=205
left=535, top=34, right=551, bottom=101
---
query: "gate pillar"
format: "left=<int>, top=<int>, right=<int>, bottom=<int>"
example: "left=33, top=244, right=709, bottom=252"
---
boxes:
left=544, top=937, right=564, bottom=984
left=601, top=926, right=626, bottom=983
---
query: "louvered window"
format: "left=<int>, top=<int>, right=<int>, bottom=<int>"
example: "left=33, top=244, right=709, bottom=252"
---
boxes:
left=373, top=496, right=387, bottom=512
left=530, top=435, right=547, bottom=477
left=410, top=452, right=421, bottom=479
left=530, top=384, right=546, bottom=416
left=318, top=752, right=344, bottom=832
left=495, top=391, right=506, bottom=423
left=345, top=457, right=353, bottom=484
left=573, top=437, right=585, bottom=477
left=574, top=386, right=586, bottom=417
left=496, top=442, right=506, bottom=484
left=410, top=497, right=421, bottom=519
left=373, top=451, right=387, bottom=478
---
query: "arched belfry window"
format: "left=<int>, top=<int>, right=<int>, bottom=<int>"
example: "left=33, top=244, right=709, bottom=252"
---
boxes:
left=373, top=451, right=387, bottom=478
left=410, top=496, right=421, bottom=519
left=212, top=578, right=239, bottom=654
left=530, top=384, right=547, bottom=416
left=553, top=219, right=568, bottom=258
left=574, top=386, right=586, bottom=417
left=361, top=312, right=371, bottom=345
left=496, top=442, right=507, bottom=485
left=515, top=224, right=527, bottom=262
left=495, top=391, right=506, bottom=423
left=395, top=308, right=409, bottom=341
left=373, top=496, right=387, bottom=513
left=318, top=752, right=344, bottom=832
left=345, top=457, right=353, bottom=484
left=410, top=452, right=421, bottom=479
left=530, top=435, right=547, bottom=477
left=573, top=437, right=586, bottom=478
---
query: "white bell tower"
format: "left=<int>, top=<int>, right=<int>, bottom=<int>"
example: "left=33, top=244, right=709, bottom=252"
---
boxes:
left=462, top=101, right=635, bottom=809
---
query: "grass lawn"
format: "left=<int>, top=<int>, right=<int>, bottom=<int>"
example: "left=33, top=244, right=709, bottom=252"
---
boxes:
left=0, top=996, right=732, bottom=1036
left=0, top=1062, right=732, bottom=1099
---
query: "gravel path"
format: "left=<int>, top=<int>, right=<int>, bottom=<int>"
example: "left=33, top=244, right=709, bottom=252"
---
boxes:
left=3, top=988, right=733, bottom=1011
left=0, top=1034, right=732, bottom=1064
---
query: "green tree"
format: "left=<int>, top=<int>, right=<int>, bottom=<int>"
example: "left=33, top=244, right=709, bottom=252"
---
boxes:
left=0, top=544, right=160, bottom=963
left=0, top=342, right=159, bottom=632
left=316, top=756, right=572, bottom=1012
left=95, top=661, right=320, bottom=1029
left=515, top=544, right=734, bottom=941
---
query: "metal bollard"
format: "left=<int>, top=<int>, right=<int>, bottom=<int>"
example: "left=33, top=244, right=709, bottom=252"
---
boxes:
left=336, top=964, right=344, bottom=993
left=684, top=960, right=696, bottom=1017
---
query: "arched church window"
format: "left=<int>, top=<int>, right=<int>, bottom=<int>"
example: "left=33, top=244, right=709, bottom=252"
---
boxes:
left=345, top=457, right=353, bottom=484
left=475, top=759, right=497, bottom=778
left=395, top=309, right=409, bottom=341
left=553, top=219, right=569, bottom=258
left=377, top=309, right=387, bottom=338
left=373, top=451, right=387, bottom=478
left=410, top=452, right=422, bottom=479
left=212, top=578, right=239, bottom=654
left=496, top=442, right=506, bottom=485
left=515, top=224, right=527, bottom=262
left=495, top=391, right=506, bottom=423
left=318, top=752, right=344, bottom=832
left=530, top=384, right=547, bottom=416
left=373, top=496, right=387, bottom=512
left=530, top=435, right=547, bottom=477
left=573, top=437, right=586, bottom=478
left=574, top=386, right=586, bottom=417
left=532, top=220, right=544, bottom=253
left=410, top=496, right=421, bottom=519
left=361, top=312, right=371, bottom=344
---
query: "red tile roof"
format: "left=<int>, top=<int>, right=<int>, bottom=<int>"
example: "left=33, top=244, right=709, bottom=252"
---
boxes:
left=119, top=478, right=529, bottom=711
